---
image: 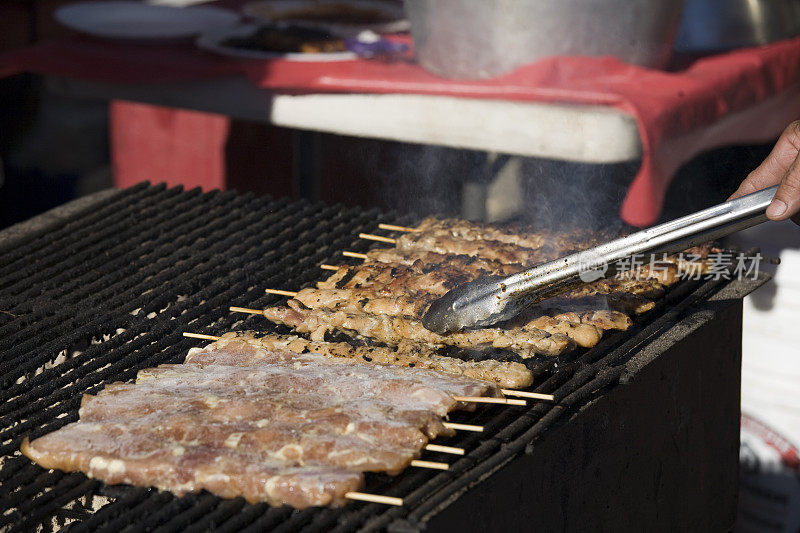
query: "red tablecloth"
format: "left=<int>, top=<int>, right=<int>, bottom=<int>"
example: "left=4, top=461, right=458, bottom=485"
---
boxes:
left=4, top=35, right=800, bottom=225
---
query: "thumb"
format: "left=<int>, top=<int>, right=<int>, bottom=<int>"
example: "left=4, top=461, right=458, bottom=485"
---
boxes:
left=766, top=155, right=800, bottom=221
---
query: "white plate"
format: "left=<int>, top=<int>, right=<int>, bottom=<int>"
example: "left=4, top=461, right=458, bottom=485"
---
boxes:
left=243, top=0, right=409, bottom=35
left=196, top=23, right=357, bottom=61
left=55, top=1, right=241, bottom=41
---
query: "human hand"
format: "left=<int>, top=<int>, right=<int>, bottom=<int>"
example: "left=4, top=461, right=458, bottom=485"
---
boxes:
left=729, top=120, right=800, bottom=225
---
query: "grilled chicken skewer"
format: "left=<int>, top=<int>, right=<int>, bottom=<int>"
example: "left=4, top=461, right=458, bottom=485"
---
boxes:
left=262, top=300, right=574, bottom=358
left=412, top=217, right=609, bottom=250
left=200, top=331, right=535, bottom=389
left=288, top=288, right=605, bottom=348
left=361, top=232, right=570, bottom=267
left=292, top=233, right=716, bottom=351
left=347, top=244, right=713, bottom=289
left=422, top=186, right=776, bottom=333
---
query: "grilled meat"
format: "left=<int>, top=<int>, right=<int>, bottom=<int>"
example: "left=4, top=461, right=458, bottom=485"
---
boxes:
left=291, top=288, right=603, bottom=348
left=187, top=332, right=535, bottom=389
left=300, top=223, right=717, bottom=356
left=414, top=217, right=608, bottom=251
left=264, top=300, right=574, bottom=357
left=24, top=343, right=501, bottom=507
left=393, top=231, right=561, bottom=266
left=353, top=249, right=524, bottom=276
left=22, top=429, right=363, bottom=508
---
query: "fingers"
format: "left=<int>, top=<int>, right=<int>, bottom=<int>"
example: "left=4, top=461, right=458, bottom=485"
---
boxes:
left=729, top=120, right=800, bottom=200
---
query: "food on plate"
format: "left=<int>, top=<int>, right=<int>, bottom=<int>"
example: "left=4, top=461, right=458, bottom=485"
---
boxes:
left=223, top=25, right=346, bottom=54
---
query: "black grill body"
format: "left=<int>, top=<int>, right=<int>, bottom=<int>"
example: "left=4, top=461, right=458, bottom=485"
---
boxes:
left=0, top=184, right=766, bottom=532
left=422, top=286, right=745, bottom=532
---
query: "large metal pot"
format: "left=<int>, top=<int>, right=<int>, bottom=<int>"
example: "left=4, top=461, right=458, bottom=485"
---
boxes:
left=675, top=0, right=800, bottom=52
left=404, top=0, right=686, bottom=79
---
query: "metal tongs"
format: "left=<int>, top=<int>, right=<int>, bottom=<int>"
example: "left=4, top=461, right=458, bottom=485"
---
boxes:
left=421, top=185, right=778, bottom=334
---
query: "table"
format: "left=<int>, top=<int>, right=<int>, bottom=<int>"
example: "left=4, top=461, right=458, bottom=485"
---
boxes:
left=46, top=75, right=643, bottom=163
left=46, top=73, right=800, bottom=221
left=45, top=75, right=644, bottom=220
left=7, top=34, right=800, bottom=225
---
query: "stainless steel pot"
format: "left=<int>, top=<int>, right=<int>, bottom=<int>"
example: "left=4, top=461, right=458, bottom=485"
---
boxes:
left=676, top=0, right=800, bottom=52
left=403, top=0, right=686, bottom=79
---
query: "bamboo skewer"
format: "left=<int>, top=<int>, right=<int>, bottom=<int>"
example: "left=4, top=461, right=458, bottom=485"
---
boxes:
left=265, top=289, right=299, bottom=297
left=183, top=332, right=221, bottom=341
left=424, top=444, right=464, bottom=456
left=501, top=390, right=555, bottom=402
left=378, top=223, right=420, bottom=233
left=359, top=233, right=396, bottom=244
left=230, top=306, right=265, bottom=315
left=410, top=460, right=449, bottom=471
left=320, top=264, right=339, bottom=271
left=345, top=492, right=403, bottom=506
left=453, top=396, right=525, bottom=406
left=442, top=422, right=483, bottom=432
left=342, top=251, right=368, bottom=259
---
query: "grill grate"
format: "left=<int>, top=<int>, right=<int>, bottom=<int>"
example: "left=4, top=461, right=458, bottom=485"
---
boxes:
left=0, top=183, right=734, bottom=532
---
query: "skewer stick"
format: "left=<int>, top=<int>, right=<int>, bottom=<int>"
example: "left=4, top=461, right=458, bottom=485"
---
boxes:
left=230, top=306, right=265, bottom=315
left=265, top=289, right=298, bottom=297
left=345, top=492, right=403, bottom=506
left=424, top=444, right=464, bottom=456
left=342, top=251, right=368, bottom=260
left=320, top=264, right=340, bottom=271
left=453, top=396, right=526, bottom=406
left=359, top=233, right=396, bottom=244
left=410, top=460, right=449, bottom=470
left=501, top=390, right=555, bottom=402
left=183, top=332, right=221, bottom=341
left=378, top=223, right=420, bottom=233
left=443, top=422, right=483, bottom=432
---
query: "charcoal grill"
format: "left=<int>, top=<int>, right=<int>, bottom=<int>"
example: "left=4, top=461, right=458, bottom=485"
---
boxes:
left=0, top=183, right=767, bottom=532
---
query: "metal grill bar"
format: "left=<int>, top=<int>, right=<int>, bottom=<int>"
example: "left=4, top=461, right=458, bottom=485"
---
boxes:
left=0, top=184, right=743, bottom=532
